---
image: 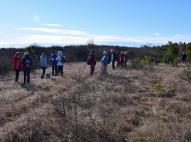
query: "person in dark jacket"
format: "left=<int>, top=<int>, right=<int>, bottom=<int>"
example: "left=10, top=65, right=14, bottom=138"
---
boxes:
left=12, top=52, right=23, bottom=82
left=51, top=51, right=58, bottom=76
left=180, top=52, right=187, bottom=63
left=22, top=52, right=32, bottom=84
left=87, top=51, right=96, bottom=76
left=111, top=49, right=118, bottom=69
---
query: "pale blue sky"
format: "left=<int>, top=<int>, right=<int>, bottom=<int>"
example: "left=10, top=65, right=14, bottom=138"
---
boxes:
left=0, top=0, right=191, bottom=47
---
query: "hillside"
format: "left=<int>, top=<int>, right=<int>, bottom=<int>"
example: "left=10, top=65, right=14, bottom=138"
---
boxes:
left=0, top=62, right=191, bottom=142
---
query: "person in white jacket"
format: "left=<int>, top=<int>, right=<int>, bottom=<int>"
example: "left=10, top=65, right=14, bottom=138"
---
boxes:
left=56, top=51, right=65, bottom=77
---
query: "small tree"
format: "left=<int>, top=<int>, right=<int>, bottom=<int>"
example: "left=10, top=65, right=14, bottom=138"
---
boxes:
left=162, top=42, right=179, bottom=64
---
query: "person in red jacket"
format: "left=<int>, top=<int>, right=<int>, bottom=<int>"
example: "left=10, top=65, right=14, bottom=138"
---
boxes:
left=87, top=51, right=96, bottom=76
left=118, top=51, right=125, bottom=68
left=12, top=52, right=23, bottom=82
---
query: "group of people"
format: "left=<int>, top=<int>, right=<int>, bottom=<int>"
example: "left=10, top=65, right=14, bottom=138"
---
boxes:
left=12, top=51, right=65, bottom=84
left=12, top=49, right=128, bottom=84
left=87, top=49, right=128, bottom=76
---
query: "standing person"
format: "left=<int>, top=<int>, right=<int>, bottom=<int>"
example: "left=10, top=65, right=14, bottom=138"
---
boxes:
left=12, top=52, right=23, bottom=82
left=111, top=49, right=118, bottom=69
left=118, top=51, right=125, bottom=68
left=51, top=51, right=58, bottom=76
left=101, top=51, right=109, bottom=75
left=87, top=51, right=96, bottom=76
left=22, top=52, right=32, bottom=84
left=180, top=52, right=187, bottom=63
left=124, top=51, right=128, bottom=68
left=40, top=53, right=48, bottom=79
left=56, top=51, right=65, bottom=77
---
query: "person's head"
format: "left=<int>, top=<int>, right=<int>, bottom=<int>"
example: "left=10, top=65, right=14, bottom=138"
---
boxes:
left=58, top=51, right=63, bottom=56
left=42, top=53, right=46, bottom=56
left=103, top=51, right=107, bottom=55
left=90, top=50, right=95, bottom=56
left=52, top=51, right=55, bottom=54
left=24, top=52, right=29, bottom=57
left=15, top=52, right=21, bottom=57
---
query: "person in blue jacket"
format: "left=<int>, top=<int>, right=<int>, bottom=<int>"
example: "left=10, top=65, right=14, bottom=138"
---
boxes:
left=22, top=52, right=32, bottom=84
left=51, top=51, right=58, bottom=76
left=101, top=51, right=109, bottom=75
left=40, top=53, right=48, bottom=79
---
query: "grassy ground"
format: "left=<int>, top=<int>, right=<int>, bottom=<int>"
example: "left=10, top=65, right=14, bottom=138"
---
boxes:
left=0, top=62, right=191, bottom=142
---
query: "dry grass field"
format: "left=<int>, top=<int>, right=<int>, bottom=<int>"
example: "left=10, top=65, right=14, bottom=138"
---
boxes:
left=0, top=62, right=191, bottom=142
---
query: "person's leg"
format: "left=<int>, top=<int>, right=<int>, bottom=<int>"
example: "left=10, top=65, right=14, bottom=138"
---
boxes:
left=92, top=65, right=95, bottom=75
left=105, top=65, right=108, bottom=74
left=90, top=66, right=92, bottom=76
left=52, top=65, right=54, bottom=75
left=41, top=67, right=46, bottom=78
left=90, top=65, right=94, bottom=76
left=103, top=65, right=106, bottom=74
left=24, top=69, right=27, bottom=84
left=56, top=66, right=59, bottom=75
left=112, top=60, right=116, bottom=69
left=27, top=68, right=30, bottom=83
left=61, top=66, right=63, bottom=77
left=101, top=63, right=103, bottom=75
left=15, top=70, right=19, bottom=82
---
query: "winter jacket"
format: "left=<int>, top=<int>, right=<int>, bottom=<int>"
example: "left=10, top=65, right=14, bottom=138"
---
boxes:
left=22, top=55, right=32, bottom=69
left=56, top=55, right=65, bottom=66
left=101, top=54, right=109, bottom=65
left=87, top=54, right=96, bottom=66
left=111, top=52, right=118, bottom=61
left=118, top=52, right=125, bottom=62
left=51, top=53, right=58, bottom=67
left=40, top=54, right=48, bottom=68
left=12, top=53, right=22, bottom=70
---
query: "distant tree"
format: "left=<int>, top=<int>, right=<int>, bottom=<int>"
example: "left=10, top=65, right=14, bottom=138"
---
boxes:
left=185, top=42, right=191, bottom=62
left=162, top=42, right=179, bottom=64
left=87, top=39, right=95, bottom=46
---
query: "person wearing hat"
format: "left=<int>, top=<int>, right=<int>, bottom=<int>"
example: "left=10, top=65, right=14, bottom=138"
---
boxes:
left=22, top=52, right=32, bottom=84
left=40, top=53, right=48, bottom=79
left=12, top=52, right=23, bottom=82
left=101, top=51, right=109, bottom=75
left=87, top=50, right=96, bottom=76
left=56, top=51, right=65, bottom=77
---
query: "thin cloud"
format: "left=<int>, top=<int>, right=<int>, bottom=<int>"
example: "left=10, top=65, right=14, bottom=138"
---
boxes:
left=13, top=26, right=191, bottom=47
left=18, top=27, right=89, bottom=37
left=43, top=24, right=63, bottom=27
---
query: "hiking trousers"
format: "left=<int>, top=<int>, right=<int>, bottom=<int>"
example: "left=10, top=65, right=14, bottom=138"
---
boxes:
left=90, top=65, right=95, bottom=76
left=101, top=64, right=107, bottom=75
left=112, top=60, right=116, bottom=69
left=52, top=65, right=57, bottom=75
left=24, top=68, right=30, bottom=83
left=58, top=65, right=63, bottom=77
left=41, top=67, right=46, bottom=79
left=15, top=69, right=20, bottom=82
